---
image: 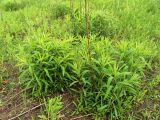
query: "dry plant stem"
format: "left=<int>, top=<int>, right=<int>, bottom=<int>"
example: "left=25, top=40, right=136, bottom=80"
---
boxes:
left=71, top=113, right=93, bottom=120
left=3, top=85, right=20, bottom=99
left=4, top=89, right=26, bottom=105
left=8, top=103, right=44, bottom=120
left=8, top=98, right=33, bottom=113
left=58, top=102, right=73, bottom=114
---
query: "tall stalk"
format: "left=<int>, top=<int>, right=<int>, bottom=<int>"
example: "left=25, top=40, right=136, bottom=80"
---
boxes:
left=85, top=0, right=91, bottom=61
left=79, top=0, right=82, bottom=17
left=70, top=0, right=74, bottom=20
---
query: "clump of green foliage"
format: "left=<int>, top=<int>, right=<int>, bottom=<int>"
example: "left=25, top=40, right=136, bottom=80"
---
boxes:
left=39, top=97, right=63, bottom=120
left=1, top=0, right=26, bottom=11
left=52, top=3, right=71, bottom=19
left=71, top=15, right=86, bottom=37
left=17, top=37, right=74, bottom=96
left=17, top=36, right=158, bottom=119
left=1, top=0, right=160, bottom=119
left=91, top=11, right=118, bottom=38
left=71, top=11, right=118, bottom=38
left=70, top=39, right=158, bottom=119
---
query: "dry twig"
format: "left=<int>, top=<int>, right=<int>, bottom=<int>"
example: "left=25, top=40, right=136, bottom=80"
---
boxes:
left=71, top=113, right=93, bottom=120
left=8, top=103, right=44, bottom=120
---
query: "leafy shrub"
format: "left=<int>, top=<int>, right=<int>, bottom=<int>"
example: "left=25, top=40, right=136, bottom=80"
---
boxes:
left=70, top=40, right=139, bottom=119
left=114, top=40, right=158, bottom=75
left=52, top=3, right=71, bottom=19
left=17, top=38, right=74, bottom=96
left=17, top=37, right=158, bottom=119
left=91, top=11, right=118, bottom=38
left=71, top=16, right=86, bottom=37
left=39, top=97, right=63, bottom=120
left=1, top=0, right=26, bottom=11
left=1, top=0, right=159, bottom=119
left=72, top=39, right=158, bottom=119
left=71, top=11, right=118, bottom=38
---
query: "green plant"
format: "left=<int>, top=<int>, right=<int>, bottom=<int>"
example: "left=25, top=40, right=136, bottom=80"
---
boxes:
left=71, top=16, right=87, bottom=36
left=39, top=97, right=63, bottom=120
left=67, top=38, right=158, bottom=119
left=17, top=38, right=74, bottom=96
left=1, top=0, right=26, bottom=11
left=17, top=36, right=158, bottom=119
left=91, top=11, right=118, bottom=38
left=45, top=97, right=63, bottom=120
left=52, top=3, right=71, bottom=19
left=7, top=0, right=159, bottom=119
left=69, top=39, right=141, bottom=119
left=71, top=11, right=118, bottom=38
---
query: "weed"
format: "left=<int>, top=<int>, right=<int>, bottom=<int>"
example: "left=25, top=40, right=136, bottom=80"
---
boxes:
left=17, top=37, right=159, bottom=119
left=17, top=38, right=74, bottom=96
left=39, top=97, right=63, bottom=120
left=0, top=0, right=160, bottom=119
left=52, top=3, right=71, bottom=19
left=1, top=0, right=26, bottom=11
left=91, top=11, right=118, bottom=38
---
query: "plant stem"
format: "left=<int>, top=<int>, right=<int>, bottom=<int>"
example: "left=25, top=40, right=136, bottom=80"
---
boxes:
left=85, top=0, right=91, bottom=61
left=80, top=0, right=82, bottom=17
left=70, top=0, right=74, bottom=20
left=9, top=104, right=44, bottom=120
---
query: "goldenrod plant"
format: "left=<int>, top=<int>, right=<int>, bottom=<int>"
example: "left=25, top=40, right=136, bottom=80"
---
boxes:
left=0, top=0, right=160, bottom=119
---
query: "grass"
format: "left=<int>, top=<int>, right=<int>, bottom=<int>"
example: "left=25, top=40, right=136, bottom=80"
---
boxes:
left=0, top=0, right=160, bottom=119
left=1, top=0, right=27, bottom=11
